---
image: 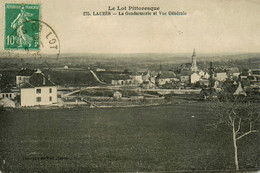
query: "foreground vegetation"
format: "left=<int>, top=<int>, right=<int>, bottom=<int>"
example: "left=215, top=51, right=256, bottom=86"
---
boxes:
left=0, top=103, right=258, bottom=172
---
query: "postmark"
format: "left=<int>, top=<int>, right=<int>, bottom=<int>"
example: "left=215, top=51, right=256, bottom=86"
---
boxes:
left=4, top=3, right=60, bottom=59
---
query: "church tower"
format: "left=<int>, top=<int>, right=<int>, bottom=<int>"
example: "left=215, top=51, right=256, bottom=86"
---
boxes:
left=191, top=48, right=198, bottom=72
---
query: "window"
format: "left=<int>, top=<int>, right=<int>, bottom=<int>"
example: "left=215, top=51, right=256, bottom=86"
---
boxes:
left=9, top=94, right=12, bottom=98
left=36, top=89, right=41, bottom=94
left=19, top=77, right=21, bottom=80
left=49, top=88, right=52, bottom=93
left=6, top=94, right=8, bottom=98
left=36, top=97, right=41, bottom=102
left=49, top=96, right=52, bottom=102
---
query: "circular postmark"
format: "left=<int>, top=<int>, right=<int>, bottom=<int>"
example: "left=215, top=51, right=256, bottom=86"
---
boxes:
left=7, top=19, right=60, bottom=59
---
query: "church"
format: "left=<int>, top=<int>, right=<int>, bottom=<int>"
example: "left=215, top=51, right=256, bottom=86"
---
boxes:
left=177, top=49, right=200, bottom=83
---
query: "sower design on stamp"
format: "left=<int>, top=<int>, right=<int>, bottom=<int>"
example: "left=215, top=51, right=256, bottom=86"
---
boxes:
left=5, top=3, right=40, bottom=50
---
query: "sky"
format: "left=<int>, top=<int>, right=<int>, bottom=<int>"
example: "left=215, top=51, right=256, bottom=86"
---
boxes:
left=0, top=0, right=260, bottom=55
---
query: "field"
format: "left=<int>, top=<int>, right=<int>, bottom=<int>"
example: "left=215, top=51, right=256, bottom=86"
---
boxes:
left=0, top=103, right=258, bottom=172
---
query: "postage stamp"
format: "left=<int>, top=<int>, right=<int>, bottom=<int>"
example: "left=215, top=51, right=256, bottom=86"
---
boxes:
left=5, top=3, right=41, bottom=50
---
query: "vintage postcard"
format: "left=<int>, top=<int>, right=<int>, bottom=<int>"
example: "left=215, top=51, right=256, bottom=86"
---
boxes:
left=0, top=0, right=259, bottom=172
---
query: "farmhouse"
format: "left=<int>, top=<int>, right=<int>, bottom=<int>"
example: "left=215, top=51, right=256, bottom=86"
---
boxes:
left=16, top=68, right=36, bottom=87
left=20, top=69, right=57, bottom=107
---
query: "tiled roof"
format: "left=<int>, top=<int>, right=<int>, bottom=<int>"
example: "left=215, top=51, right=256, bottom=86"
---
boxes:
left=17, top=69, right=36, bottom=76
left=21, top=72, right=55, bottom=88
left=20, top=83, right=35, bottom=88
left=179, top=63, right=192, bottom=69
left=29, top=73, right=55, bottom=87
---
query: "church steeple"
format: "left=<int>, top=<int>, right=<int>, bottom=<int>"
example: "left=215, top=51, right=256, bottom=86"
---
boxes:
left=192, top=48, right=196, bottom=57
left=191, top=48, right=198, bottom=72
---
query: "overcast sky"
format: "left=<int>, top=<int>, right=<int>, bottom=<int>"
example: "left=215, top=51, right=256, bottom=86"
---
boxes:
left=0, top=0, right=259, bottom=54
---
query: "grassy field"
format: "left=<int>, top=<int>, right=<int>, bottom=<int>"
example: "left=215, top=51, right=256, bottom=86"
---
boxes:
left=0, top=103, right=258, bottom=172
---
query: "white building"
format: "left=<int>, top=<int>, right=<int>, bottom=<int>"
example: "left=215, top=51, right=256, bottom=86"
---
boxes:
left=198, top=70, right=205, bottom=77
left=0, top=88, right=17, bottom=100
left=158, top=78, right=172, bottom=85
left=20, top=70, right=57, bottom=107
left=113, top=91, right=122, bottom=100
left=111, top=79, right=132, bottom=86
left=204, top=72, right=210, bottom=79
left=191, top=73, right=201, bottom=84
left=130, top=74, right=143, bottom=84
left=214, top=72, right=228, bottom=81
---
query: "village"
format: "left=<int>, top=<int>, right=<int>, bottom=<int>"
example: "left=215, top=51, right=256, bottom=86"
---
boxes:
left=0, top=49, right=259, bottom=108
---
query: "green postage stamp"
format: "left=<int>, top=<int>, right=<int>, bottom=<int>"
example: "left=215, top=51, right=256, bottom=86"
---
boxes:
left=5, top=3, right=41, bottom=50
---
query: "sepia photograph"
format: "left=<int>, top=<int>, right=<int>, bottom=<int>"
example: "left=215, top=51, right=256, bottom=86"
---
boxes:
left=0, top=0, right=259, bottom=172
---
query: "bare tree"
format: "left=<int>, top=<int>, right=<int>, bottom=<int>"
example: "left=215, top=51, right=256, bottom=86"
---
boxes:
left=209, top=95, right=259, bottom=170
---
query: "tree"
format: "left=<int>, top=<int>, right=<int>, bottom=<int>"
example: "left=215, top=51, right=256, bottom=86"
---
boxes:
left=209, top=95, right=259, bottom=170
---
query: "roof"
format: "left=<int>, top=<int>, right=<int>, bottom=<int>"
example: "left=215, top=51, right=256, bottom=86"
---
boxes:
left=111, top=74, right=131, bottom=80
left=30, top=73, right=55, bottom=87
left=234, top=83, right=246, bottom=96
left=20, top=83, right=35, bottom=88
left=226, top=67, right=239, bottom=73
left=180, top=70, right=191, bottom=76
left=17, top=68, right=36, bottom=76
left=214, top=70, right=226, bottom=73
left=160, top=71, right=176, bottom=78
left=0, top=88, right=14, bottom=93
left=213, top=67, right=226, bottom=73
left=250, top=69, right=260, bottom=75
left=21, top=72, right=55, bottom=88
left=179, top=63, right=192, bottom=69
left=114, top=91, right=122, bottom=94
left=191, top=72, right=200, bottom=76
left=150, top=71, right=159, bottom=77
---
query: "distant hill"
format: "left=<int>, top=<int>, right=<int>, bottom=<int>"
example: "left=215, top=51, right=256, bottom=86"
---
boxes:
left=0, top=52, right=259, bottom=71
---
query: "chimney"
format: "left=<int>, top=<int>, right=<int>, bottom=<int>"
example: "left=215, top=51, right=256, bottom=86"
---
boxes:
left=43, top=76, right=46, bottom=85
